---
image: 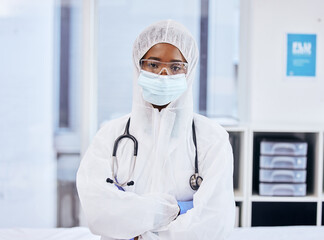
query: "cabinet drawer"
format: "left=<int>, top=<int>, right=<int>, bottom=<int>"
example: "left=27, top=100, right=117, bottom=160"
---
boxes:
left=260, top=141, right=307, bottom=156
left=259, top=183, right=306, bottom=196
left=259, top=169, right=306, bottom=183
left=260, top=155, right=307, bottom=169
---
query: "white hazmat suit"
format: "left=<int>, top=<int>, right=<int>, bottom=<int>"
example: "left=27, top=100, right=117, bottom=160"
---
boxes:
left=77, top=20, right=235, bottom=240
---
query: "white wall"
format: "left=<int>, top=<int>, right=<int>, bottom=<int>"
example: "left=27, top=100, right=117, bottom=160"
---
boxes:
left=0, top=0, right=56, bottom=227
left=244, top=0, right=324, bottom=125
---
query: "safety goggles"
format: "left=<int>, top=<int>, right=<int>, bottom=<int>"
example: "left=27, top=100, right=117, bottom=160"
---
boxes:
left=140, top=59, right=188, bottom=75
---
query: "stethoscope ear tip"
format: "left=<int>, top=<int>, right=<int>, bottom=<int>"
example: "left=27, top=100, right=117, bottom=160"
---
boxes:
left=106, top=177, right=135, bottom=188
left=106, top=178, right=114, bottom=183
left=127, top=181, right=134, bottom=186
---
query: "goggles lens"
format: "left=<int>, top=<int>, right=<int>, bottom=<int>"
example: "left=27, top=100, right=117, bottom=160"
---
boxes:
left=140, top=59, right=188, bottom=75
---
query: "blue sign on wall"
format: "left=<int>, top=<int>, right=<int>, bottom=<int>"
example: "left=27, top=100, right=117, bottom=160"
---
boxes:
left=286, top=34, right=316, bottom=77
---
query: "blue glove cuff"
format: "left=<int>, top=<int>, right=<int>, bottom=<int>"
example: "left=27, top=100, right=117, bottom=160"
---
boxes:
left=178, top=200, right=193, bottom=215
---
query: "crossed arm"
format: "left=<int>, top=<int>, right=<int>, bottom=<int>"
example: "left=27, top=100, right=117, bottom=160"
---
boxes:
left=77, top=133, right=235, bottom=240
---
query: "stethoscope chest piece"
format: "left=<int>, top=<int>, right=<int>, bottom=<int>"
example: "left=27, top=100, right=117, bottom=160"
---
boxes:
left=190, top=173, right=203, bottom=190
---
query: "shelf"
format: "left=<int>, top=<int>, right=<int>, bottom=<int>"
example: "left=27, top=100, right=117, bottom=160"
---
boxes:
left=251, top=194, right=318, bottom=202
left=251, top=131, right=318, bottom=198
left=234, top=189, right=244, bottom=202
left=219, top=126, right=324, bottom=227
left=224, top=125, right=248, bottom=132
left=230, top=131, right=245, bottom=192
left=251, top=202, right=317, bottom=226
left=250, top=124, right=324, bottom=133
left=235, top=196, right=244, bottom=202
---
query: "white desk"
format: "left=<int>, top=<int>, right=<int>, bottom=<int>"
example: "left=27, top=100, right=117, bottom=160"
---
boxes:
left=1, top=226, right=324, bottom=240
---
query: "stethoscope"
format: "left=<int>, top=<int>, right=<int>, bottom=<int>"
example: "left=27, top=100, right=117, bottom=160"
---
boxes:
left=106, top=118, right=203, bottom=191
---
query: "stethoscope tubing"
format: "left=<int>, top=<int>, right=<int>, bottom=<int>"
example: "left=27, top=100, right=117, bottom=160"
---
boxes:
left=192, top=120, right=198, bottom=174
left=112, top=118, right=138, bottom=157
left=108, top=118, right=202, bottom=190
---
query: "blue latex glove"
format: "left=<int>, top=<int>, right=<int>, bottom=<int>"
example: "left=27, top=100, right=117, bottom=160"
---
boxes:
left=177, top=200, right=193, bottom=215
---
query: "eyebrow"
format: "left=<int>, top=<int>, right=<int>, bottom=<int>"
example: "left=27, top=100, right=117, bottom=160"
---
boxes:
left=147, top=57, right=184, bottom=62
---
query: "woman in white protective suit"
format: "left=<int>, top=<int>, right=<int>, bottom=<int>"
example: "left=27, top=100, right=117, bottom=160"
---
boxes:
left=77, top=20, right=235, bottom=240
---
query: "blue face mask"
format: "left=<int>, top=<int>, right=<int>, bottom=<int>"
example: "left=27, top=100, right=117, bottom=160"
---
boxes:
left=137, top=70, right=188, bottom=106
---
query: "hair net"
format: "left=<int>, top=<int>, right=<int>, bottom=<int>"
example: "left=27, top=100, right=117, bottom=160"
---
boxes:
left=132, top=19, right=198, bottom=107
left=132, top=20, right=199, bottom=80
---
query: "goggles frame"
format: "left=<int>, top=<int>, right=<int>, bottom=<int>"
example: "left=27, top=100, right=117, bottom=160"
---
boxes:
left=140, top=59, right=188, bottom=75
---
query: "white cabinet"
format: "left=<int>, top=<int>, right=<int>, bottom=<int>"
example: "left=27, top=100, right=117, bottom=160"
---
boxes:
left=225, top=124, right=324, bottom=227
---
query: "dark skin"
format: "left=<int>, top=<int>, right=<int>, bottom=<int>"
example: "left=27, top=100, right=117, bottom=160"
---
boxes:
left=141, top=43, right=187, bottom=111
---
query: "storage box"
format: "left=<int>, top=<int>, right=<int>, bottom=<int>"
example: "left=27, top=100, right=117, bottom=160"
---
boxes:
left=259, top=169, right=306, bottom=183
left=260, top=155, right=307, bottom=169
left=260, top=141, right=307, bottom=156
left=259, top=183, right=306, bottom=196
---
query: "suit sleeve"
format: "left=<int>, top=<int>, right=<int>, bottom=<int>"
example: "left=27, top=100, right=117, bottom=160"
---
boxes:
left=140, top=139, right=236, bottom=240
left=76, top=130, right=179, bottom=240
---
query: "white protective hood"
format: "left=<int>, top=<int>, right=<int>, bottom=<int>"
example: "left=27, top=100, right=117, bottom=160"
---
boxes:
left=77, top=20, right=235, bottom=240
left=130, top=19, right=198, bottom=144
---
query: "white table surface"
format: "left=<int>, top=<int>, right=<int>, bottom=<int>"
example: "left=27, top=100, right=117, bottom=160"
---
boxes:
left=1, top=226, right=324, bottom=240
